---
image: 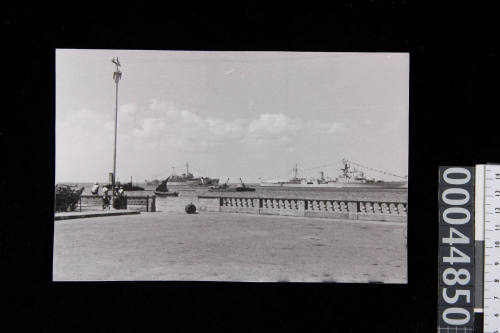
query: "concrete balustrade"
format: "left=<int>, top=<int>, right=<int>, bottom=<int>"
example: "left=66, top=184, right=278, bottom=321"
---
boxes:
left=189, top=196, right=408, bottom=222
left=357, top=200, right=408, bottom=222
left=77, top=193, right=406, bottom=222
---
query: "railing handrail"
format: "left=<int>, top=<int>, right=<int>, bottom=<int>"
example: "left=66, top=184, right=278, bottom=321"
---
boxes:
left=199, top=195, right=407, bottom=205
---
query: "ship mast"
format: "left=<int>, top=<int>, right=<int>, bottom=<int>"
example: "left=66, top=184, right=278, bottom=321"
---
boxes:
left=341, top=158, right=352, bottom=179
left=186, top=162, right=190, bottom=175
left=292, top=163, right=298, bottom=179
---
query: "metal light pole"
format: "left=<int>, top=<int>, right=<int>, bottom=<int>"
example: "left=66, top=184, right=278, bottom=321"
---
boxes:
left=111, top=57, right=122, bottom=209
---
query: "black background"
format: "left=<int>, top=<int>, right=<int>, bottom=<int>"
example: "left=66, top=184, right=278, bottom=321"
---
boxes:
left=2, top=2, right=499, bottom=332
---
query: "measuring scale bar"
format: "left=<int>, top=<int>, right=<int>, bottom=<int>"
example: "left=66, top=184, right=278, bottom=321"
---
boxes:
left=478, top=164, right=500, bottom=333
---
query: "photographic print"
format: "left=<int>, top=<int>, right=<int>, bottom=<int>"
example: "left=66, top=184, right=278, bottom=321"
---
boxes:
left=54, top=50, right=408, bottom=282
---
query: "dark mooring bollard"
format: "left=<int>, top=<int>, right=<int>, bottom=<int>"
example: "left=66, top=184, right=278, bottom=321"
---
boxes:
left=185, top=203, right=196, bottom=214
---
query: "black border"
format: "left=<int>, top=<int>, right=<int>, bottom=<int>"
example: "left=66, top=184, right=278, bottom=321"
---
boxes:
left=3, top=3, right=499, bottom=332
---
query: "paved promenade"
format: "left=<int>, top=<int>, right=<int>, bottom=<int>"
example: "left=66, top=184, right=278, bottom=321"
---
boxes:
left=53, top=211, right=407, bottom=283
left=54, top=210, right=140, bottom=220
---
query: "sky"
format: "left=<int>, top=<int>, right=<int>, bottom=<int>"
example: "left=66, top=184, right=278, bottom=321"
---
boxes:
left=56, top=50, right=409, bottom=183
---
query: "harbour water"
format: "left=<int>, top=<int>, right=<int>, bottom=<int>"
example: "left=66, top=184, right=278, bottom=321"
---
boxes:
left=61, top=182, right=408, bottom=203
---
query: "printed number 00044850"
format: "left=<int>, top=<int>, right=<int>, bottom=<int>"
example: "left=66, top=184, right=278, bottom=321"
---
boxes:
left=440, top=167, right=473, bottom=327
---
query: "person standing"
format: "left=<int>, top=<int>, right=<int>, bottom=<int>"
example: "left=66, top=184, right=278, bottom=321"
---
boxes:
left=102, top=186, right=110, bottom=210
left=91, top=182, right=100, bottom=195
left=116, top=186, right=125, bottom=209
left=113, top=187, right=124, bottom=209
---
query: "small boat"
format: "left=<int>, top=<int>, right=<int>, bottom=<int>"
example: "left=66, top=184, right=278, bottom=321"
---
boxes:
left=208, top=178, right=230, bottom=192
left=104, top=176, right=145, bottom=191
left=235, top=178, right=256, bottom=192
left=154, top=177, right=179, bottom=197
left=122, top=182, right=145, bottom=191
left=154, top=191, right=179, bottom=197
left=209, top=178, right=256, bottom=192
left=104, top=182, right=145, bottom=191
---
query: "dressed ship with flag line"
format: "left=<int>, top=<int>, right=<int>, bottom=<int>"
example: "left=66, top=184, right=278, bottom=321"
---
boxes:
left=259, top=159, right=408, bottom=189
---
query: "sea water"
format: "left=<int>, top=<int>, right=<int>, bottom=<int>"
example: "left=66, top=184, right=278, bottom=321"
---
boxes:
left=60, top=182, right=407, bottom=203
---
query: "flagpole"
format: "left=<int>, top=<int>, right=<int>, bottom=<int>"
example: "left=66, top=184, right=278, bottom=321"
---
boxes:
left=111, top=58, right=122, bottom=209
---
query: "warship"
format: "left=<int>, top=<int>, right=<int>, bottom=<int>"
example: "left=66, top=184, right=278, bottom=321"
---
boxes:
left=260, top=159, right=408, bottom=189
left=167, top=163, right=219, bottom=187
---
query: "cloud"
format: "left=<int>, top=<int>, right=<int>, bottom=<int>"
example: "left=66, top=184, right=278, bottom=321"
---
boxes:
left=245, top=113, right=303, bottom=145
left=327, top=122, right=344, bottom=134
left=57, top=101, right=344, bottom=153
left=120, top=103, right=248, bottom=152
left=59, top=101, right=345, bottom=155
left=56, top=99, right=347, bottom=181
left=248, top=113, right=302, bottom=134
left=119, top=102, right=308, bottom=150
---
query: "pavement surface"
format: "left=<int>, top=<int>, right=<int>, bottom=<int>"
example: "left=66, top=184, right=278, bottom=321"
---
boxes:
left=53, top=211, right=407, bottom=283
left=54, top=210, right=140, bottom=220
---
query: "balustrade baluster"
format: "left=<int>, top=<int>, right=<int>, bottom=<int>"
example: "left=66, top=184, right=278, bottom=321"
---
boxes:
left=381, top=203, right=389, bottom=214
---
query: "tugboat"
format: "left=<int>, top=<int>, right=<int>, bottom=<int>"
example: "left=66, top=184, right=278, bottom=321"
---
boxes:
left=208, top=178, right=256, bottom=192
left=208, top=178, right=230, bottom=192
left=235, top=178, right=256, bottom=192
left=154, top=177, right=179, bottom=197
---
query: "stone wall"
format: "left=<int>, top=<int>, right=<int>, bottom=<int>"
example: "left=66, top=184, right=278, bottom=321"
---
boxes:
left=155, top=192, right=219, bottom=213
left=79, top=195, right=155, bottom=212
left=126, top=195, right=156, bottom=212
left=156, top=195, right=409, bottom=223
left=79, top=195, right=102, bottom=211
